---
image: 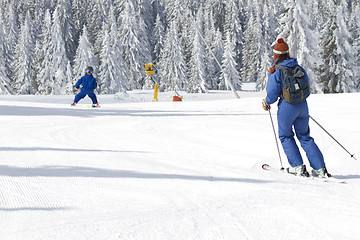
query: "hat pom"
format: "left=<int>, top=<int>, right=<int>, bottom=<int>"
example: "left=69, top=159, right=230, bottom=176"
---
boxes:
left=277, top=38, right=285, bottom=44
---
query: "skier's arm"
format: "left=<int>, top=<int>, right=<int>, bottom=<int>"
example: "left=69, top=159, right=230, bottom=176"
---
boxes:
left=300, top=66, right=311, bottom=91
left=75, top=78, right=82, bottom=89
left=265, top=71, right=282, bottom=105
left=93, top=77, right=98, bottom=89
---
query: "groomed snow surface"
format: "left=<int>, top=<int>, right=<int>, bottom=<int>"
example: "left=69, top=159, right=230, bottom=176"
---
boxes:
left=1, top=86, right=359, bottom=240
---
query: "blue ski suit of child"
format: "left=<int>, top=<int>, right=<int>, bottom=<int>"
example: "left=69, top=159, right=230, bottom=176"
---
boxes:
left=265, top=58, right=325, bottom=170
left=74, top=74, right=98, bottom=104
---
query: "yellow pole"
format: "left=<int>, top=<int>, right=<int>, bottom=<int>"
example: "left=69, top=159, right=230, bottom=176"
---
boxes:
left=152, top=84, right=159, bottom=102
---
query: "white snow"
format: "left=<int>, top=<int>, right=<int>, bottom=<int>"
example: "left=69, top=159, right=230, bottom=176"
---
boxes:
left=0, top=86, right=359, bottom=240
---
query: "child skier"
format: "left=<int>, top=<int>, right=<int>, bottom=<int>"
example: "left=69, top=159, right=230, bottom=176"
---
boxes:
left=262, top=38, right=330, bottom=178
left=71, top=66, right=99, bottom=107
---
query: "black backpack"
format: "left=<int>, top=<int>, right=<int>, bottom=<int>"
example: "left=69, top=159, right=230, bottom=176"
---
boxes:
left=275, top=65, right=310, bottom=104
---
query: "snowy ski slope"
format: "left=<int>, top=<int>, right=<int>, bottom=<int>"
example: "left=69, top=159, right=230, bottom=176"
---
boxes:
left=0, top=88, right=359, bottom=240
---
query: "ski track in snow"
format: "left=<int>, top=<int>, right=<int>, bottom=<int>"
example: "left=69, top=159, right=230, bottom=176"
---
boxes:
left=0, top=89, right=360, bottom=239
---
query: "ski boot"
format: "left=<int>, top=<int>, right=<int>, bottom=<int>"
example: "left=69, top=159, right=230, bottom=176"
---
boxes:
left=312, top=167, right=332, bottom=178
left=287, top=164, right=310, bottom=177
left=92, top=103, right=100, bottom=108
left=71, top=102, right=76, bottom=106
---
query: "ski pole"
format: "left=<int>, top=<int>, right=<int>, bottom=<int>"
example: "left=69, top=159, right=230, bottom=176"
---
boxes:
left=268, top=109, right=284, bottom=170
left=310, top=115, right=357, bottom=160
left=167, top=83, right=181, bottom=98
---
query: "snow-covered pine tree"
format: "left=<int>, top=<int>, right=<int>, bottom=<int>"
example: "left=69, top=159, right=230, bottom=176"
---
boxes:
left=152, top=14, right=165, bottom=63
left=119, top=0, right=151, bottom=90
left=0, top=0, right=357, bottom=95
left=65, top=61, right=73, bottom=94
left=72, top=25, right=97, bottom=85
left=109, top=5, right=128, bottom=92
left=98, top=0, right=113, bottom=17
left=12, top=12, right=35, bottom=94
left=35, top=9, right=69, bottom=95
left=114, top=0, right=127, bottom=16
left=224, top=0, right=243, bottom=72
left=348, top=2, right=360, bottom=90
left=241, top=4, right=262, bottom=83
left=331, top=4, right=357, bottom=92
left=86, top=0, right=103, bottom=45
left=15, top=1, right=29, bottom=24
left=306, top=0, right=327, bottom=34
left=204, top=0, right=226, bottom=33
left=152, top=0, right=165, bottom=22
left=188, top=15, right=208, bottom=93
left=318, top=2, right=344, bottom=93
left=50, top=8, right=69, bottom=94
left=164, top=0, right=186, bottom=28
left=220, top=32, right=241, bottom=91
left=98, top=28, right=115, bottom=93
left=32, top=0, right=49, bottom=23
left=180, top=7, right=195, bottom=80
left=350, top=3, right=360, bottom=88
left=94, top=23, right=106, bottom=68
left=256, top=0, right=278, bottom=91
left=158, top=21, right=187, bottom=91
left=210, top=29, right=224, bottom=90
left=0, top=15, right=12, bottom=94
left=137, top=0, right=153, bottom=36
left=203, top=9, right=223, bottom=90
left=34, top=10, right=53, bottom=94
left=57, top=0, right=77, bottom=62
left=31, top=1, right=44, bottom=49
left=98, top=21, right=127, bottom=94
left=339, top=0, right=350, bottom=22
left=3, top=4, right=19, bottom=81
left=72, top=0, right=87, bottom=33
left=276, top=0, right=321, bottom=92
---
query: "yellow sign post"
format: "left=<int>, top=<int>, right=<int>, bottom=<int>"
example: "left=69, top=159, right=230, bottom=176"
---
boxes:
left=153, top=83, right=159, bottom=102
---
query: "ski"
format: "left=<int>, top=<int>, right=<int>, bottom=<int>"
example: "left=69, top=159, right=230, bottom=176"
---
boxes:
left=262, top=164, right=346, bottom=184
left=86, top=104, right=100, bottom=108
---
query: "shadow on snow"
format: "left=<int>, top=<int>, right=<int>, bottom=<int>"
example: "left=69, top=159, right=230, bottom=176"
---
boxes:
left=0, top=165, right=270, bottom=184
left=0, top=147, right=134, bottom=153
left=0, top=105, right=265, bottom=118
left=0, top=207, right=73, bottom=212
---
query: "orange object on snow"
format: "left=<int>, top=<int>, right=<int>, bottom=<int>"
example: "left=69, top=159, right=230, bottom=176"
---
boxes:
left=173, top=96, right=182, bottom=102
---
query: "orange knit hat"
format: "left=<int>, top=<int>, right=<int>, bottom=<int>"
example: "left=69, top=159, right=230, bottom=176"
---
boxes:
left=269, top=38, right=289, bottom=73
left=273, top=38, right=289, bottom=60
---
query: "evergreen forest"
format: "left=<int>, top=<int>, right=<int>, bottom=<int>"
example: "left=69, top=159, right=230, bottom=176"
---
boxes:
left=0, top=0, right=359, bottom=95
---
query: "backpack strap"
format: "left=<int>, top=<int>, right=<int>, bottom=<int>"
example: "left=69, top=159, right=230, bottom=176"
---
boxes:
left=274, top=65, right=292, bottom=70
left=274, top=65, right=286, bottom=100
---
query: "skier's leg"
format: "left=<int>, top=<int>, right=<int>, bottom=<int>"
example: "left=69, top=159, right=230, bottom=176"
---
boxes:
left=88, top=92, right=98, bottom=104
left=277, top=104, right=303, bottom=167
left=294, top=114, right=325, bottom=170
left=74, top=90, right=86, bottom=103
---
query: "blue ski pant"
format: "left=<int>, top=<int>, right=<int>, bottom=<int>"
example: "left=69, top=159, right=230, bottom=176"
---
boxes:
left=74, top=89, right=98, bottom=104
left=277, top=100, right=325, bottom=170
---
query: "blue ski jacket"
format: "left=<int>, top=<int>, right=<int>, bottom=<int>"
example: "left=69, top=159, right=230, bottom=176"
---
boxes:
left=265, top=58, right=325, bottom=170
left=75, top=73, right=97, bottom=93
left=265, top=58, right=309, bottom=105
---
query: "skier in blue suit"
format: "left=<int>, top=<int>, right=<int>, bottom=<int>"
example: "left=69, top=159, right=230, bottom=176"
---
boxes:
left=262, top=38, right=330, bottom=178
left=71, top=66, right=99, bottom=107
